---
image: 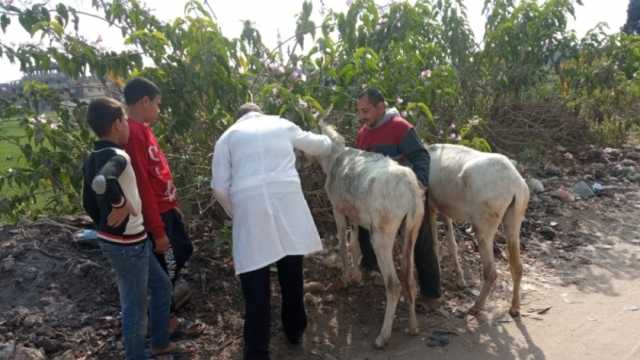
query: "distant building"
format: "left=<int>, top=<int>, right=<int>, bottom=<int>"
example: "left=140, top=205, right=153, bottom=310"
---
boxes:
left=0, top=66, right=123, bottom=108
left=0, top=81, right=18, bottom=100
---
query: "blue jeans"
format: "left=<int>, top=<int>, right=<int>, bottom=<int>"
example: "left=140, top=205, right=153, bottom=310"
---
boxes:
left=99, top=239, right=172, bottom=360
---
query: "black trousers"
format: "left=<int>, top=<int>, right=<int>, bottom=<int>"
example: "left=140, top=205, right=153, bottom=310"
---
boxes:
left=149, top=208, right=194, bottom=283
left=239, top=255, right=307, bottom=360
left=358, top=203, right=442, bottom=299
left=149, top=208, right=194, bottom=313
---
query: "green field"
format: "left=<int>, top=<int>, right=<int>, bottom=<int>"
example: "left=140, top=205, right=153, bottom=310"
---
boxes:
left=0, top=118, right=25, bottom=173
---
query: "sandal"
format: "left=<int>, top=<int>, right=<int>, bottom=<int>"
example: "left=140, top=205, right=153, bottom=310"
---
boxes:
left=170, top=317, right=206, bottom=340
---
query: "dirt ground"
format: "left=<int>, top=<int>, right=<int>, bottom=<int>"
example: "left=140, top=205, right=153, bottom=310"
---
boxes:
left=1, top=145, right=640, bottom=360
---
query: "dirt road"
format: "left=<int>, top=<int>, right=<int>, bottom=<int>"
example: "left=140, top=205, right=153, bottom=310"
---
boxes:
left=267, top=192, right=640, bottom=360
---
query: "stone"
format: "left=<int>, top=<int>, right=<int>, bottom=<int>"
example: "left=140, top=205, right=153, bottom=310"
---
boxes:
left=539, top=227, right=557, bottom=241
left=1, top=256, right=15, bottom=272
left=304, top=281, right=324, bottom=294
left=53, top=350, right=77, bottom=360
left=550, top=189, right=575, bottom=202
left=626, top=152, right=640, bottom=161
left=586, top=148, right=606, bottom=162
left=603, top=147, right=622, bottom=158
left=0, top=342, right=46, bottom=360
left=611, top=165, right=635, bottom=179
left=629, top=174, right=640, bottom=183
left=544, top=165, right=562, bottom=177
left=526, top=178, right=545, bottom=194
left=621, top=159, right=637, bottom=167
left=22, top=314, right=43, bottom=328
left=571, top=181, right=595, bottom=199
left=591, top=163, right=606, bottom=179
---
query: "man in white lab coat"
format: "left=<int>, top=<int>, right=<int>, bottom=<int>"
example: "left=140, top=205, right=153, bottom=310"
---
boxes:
left=211, top=103, right=332, bottom=360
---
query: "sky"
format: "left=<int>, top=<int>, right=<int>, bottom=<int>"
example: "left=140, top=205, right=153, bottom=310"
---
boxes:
left=0, top=0, right=629, bottom=83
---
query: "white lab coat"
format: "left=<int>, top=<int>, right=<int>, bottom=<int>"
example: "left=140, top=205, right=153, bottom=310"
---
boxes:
left=211, top=112, right=332, bottom=275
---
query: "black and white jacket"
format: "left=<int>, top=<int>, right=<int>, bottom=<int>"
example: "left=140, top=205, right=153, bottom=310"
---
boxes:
left=82, top=140, right=146, bottom=245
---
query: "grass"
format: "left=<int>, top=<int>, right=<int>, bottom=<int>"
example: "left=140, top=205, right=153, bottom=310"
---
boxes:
left=0, top=118, right=26, bottom=173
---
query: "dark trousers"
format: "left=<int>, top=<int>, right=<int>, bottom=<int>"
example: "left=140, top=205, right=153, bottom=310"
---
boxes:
left=149, top=208, right=194, bottom=283
left=149, top=208, right=194, bottom=313
left=240, top=255, right=307, bottom=360
left=358, top=204, right=442, bottom=299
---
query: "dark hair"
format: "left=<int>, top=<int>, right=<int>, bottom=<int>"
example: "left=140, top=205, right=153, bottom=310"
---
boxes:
left=123, top=77, right=161, bottom=106
left=87, top=97, right=125, bottom=137
left=235, top=103, right=262, bottom=119
left=358, top=88, right=385, bottom=106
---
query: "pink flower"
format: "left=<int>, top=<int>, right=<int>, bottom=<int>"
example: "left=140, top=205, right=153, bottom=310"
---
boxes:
left=290, top=68, right=306, bottom=82
left=420, top=69, right=432, bottom=80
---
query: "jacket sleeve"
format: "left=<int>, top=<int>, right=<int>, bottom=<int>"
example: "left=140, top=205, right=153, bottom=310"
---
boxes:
left=126, top=131, right=166, bottom=239
left=211, top=136, right=233, bottom=218
left=92, top=154, right=128, bottom=208
left=82, top=177, right=100, bottom=225
left=398, top=128, right=431, bottom=187
left=291, top=124, right=332, bottom=156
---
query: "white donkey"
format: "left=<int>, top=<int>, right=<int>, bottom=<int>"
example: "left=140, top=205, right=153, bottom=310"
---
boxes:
left=426, top=144, right=530, bottom=317
left=315, top=120, right=424, bottom=348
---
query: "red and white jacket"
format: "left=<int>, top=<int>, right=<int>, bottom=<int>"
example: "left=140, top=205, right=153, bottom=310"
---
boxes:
left=125, top=118, right=178, bottom=239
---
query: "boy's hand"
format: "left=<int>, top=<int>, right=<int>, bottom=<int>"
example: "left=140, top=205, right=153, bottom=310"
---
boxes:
left=154, top=235, right=171, bottom=254
left=107, top=206, right=130, bottom=227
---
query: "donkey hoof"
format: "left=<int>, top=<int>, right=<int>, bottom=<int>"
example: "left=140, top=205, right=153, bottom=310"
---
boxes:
left=509, top=307, right=521, bottom=318
left=348, top=269, right=363, bottom=284
left=373, top=336, right=387, bottom=349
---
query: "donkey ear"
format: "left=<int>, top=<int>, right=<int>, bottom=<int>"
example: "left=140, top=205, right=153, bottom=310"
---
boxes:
left=317, top=104, right=334, bottom=129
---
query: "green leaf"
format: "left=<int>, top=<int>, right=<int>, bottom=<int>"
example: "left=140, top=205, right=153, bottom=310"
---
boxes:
left=1, top=14, right=10, bottom=33
left=56, top=3, right=69, bottom=27
left=302, top=96, right=324, bottom=113
left=50, top=21, right=64, bottom=37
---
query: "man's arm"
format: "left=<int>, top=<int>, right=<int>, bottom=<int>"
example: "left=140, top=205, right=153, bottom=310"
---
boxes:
left=211, top=136, right=233, bottom=218
left=399, top=127, right=431, bottom=187
left=291, top=123, right=332, bottom=156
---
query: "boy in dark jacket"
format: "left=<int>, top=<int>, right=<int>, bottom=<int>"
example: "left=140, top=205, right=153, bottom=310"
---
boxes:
left=82, top=97, right=181, bottom=359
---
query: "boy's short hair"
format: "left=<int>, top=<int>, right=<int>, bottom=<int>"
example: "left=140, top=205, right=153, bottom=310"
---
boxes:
left=123, top=77, right=161, bottom=106
left=358, top=88, right=385, bottom=106
left=87, top=97, right=125, bottom=137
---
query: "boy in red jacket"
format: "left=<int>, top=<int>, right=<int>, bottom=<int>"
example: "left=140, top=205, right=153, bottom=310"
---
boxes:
left=123, top=77, right=199, bottom=336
